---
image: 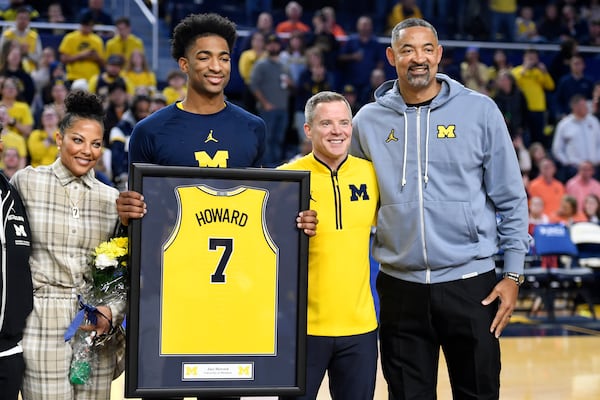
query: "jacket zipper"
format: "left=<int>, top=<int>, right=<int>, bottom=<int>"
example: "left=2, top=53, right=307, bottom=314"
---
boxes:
left=331, top=170, right=342, bottom=230
left=0, top=189, right=8, bottom=330
left=416, top=107, right=431, bottom=283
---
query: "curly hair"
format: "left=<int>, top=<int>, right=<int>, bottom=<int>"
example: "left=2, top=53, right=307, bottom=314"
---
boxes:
left=170, top=13, right=237, bottom=60
left=58, top=90, right=105, bottom=133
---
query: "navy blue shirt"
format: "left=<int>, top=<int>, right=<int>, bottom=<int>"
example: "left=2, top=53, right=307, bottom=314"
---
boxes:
left=129, top=102, right=266, bottom=168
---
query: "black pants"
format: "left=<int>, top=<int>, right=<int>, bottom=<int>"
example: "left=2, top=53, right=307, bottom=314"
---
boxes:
left=377, top=270, right=500, bottom=400
left=0, top=353, right=25, bottom=400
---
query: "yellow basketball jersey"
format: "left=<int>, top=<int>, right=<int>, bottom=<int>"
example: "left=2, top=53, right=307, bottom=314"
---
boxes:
left=161, top=185, right=278, bottom=355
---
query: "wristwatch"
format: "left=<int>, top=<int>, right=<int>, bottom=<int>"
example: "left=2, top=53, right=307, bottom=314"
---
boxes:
left=503, top=272, right=524, bottom=286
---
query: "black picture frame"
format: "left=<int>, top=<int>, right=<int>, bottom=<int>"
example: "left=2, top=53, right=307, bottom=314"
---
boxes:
left=125, top=163, right=310, bottom=398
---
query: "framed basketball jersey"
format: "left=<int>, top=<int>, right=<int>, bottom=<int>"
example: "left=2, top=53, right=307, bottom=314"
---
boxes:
left=161, top=185, right=278, bottom=355
left=126, top=164, right=310, bottom=398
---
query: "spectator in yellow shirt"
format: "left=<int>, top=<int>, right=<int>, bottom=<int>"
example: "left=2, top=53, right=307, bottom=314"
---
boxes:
left=123, top=49, right=157, bottom=96
left=0, top=77, right=33, bottom=138
left=0, top=1, right=39, bottom=21
left=88, top=54, right=135, bottom=98
left=489, top=0, right=517, bottom=42
left=58, top=12, right=105, bottom=82
left=386, top=0, right=423, bottom=34
left=511, top=48, right=555, bottom=148
left=0, top=104, right=26, bottom=169
left=0, top=6, right=41, bottom=72
left=27, top=105, right=59, bottom=167
left=105, top=17, right=145, bottom=63
left=238, top=31, right=266, bottom=114
left=161, top=69, right=187, bottom=105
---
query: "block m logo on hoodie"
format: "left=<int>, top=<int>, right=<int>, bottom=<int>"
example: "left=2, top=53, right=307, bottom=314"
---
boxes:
left=14, top=224, right=27, bottom=237
left=437, top=125, right=456, bottom=138
left=349, top=184, right=370, bottom=201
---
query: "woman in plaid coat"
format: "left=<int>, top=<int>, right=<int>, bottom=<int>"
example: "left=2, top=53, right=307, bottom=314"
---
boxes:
left=11, top=90, right=125, bottom=400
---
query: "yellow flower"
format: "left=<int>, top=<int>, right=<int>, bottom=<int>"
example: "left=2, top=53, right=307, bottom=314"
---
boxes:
left=93, top=237, right=128, bottom=269
left=111, top=237, right=128, bottom=249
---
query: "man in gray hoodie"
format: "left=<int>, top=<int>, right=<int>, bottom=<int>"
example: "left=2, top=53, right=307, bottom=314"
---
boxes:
left=351, top=18, right=529, bottom=399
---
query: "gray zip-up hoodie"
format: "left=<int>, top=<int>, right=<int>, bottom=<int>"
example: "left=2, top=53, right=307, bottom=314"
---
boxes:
left=351, top=74, right=529, bottom=284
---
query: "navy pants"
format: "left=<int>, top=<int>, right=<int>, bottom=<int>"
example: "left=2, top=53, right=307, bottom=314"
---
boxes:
left=282, top=329, right=378, bottom=400
left=377, top=270, right=500, bottom=400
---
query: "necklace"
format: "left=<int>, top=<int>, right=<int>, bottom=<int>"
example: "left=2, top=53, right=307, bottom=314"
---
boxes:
left=64, top=184, right=85, bottom=219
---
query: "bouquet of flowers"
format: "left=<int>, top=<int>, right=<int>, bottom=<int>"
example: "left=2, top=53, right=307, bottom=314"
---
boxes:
left=66, top=236, right=129, bottom=386
left=89, top=236, right=128, bottom=304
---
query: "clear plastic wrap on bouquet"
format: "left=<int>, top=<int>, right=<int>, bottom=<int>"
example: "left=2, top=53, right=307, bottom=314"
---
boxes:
left=90, top=260, right=128, bottom=306
left=89, top=236, right=128, bottom=306
left=68, top=329, right=98, bottom=385
left=65, top=236, right=129, bottom=386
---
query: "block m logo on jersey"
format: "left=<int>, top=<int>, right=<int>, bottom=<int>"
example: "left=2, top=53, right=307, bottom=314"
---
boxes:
left=349, top=184, right=370, bottom=201
left=195, top=150, right=229, bottom=167
left=437, top=125, right=456, bottom=138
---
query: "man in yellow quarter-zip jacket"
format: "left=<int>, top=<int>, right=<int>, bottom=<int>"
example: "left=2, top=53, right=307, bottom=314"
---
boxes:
left=279, top=91, right=379, bottom=400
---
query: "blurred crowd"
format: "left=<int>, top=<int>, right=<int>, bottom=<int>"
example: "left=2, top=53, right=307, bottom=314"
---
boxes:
left=1, top=0, right=600, bottom=222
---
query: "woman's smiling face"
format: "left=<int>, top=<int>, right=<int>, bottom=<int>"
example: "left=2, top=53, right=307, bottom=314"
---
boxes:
left=56, top=118, right=103, bottom=177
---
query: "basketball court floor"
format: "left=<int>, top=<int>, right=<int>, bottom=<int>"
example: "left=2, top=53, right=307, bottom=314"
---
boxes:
left=111, top=314, right=600, bottom=400
left=111, top=259, right=600, bottom=400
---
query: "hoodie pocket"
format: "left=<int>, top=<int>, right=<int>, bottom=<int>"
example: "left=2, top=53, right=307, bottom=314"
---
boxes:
left=422, top=201, right=479, bottom=268
left=374, top=201, right=425, bottom=268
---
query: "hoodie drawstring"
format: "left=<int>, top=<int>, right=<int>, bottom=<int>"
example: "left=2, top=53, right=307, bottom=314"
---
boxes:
left=401, top=111, right=408, bottom=188
left=423, top=108, right=431, bottom=185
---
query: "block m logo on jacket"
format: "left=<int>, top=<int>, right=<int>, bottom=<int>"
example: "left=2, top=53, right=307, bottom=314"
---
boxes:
left=349, top=183, right=370, bottom=201
left=437, top=125, right=456, bottom=138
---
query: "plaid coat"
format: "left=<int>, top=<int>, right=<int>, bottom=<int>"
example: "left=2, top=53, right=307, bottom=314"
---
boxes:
left=12, top=160, right=125, bottom=400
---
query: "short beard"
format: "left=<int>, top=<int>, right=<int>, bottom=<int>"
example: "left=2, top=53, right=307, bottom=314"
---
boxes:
left=407, top=70, right=431, bottom=88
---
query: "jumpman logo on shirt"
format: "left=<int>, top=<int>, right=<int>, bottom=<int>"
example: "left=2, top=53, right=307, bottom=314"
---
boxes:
left=204, top=130, right=218, bottom=143
left=385, top=129, right=398, bottom=143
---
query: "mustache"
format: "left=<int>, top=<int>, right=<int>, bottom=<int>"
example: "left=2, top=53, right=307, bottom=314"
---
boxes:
left=408, top=63, right=429, bottom=69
